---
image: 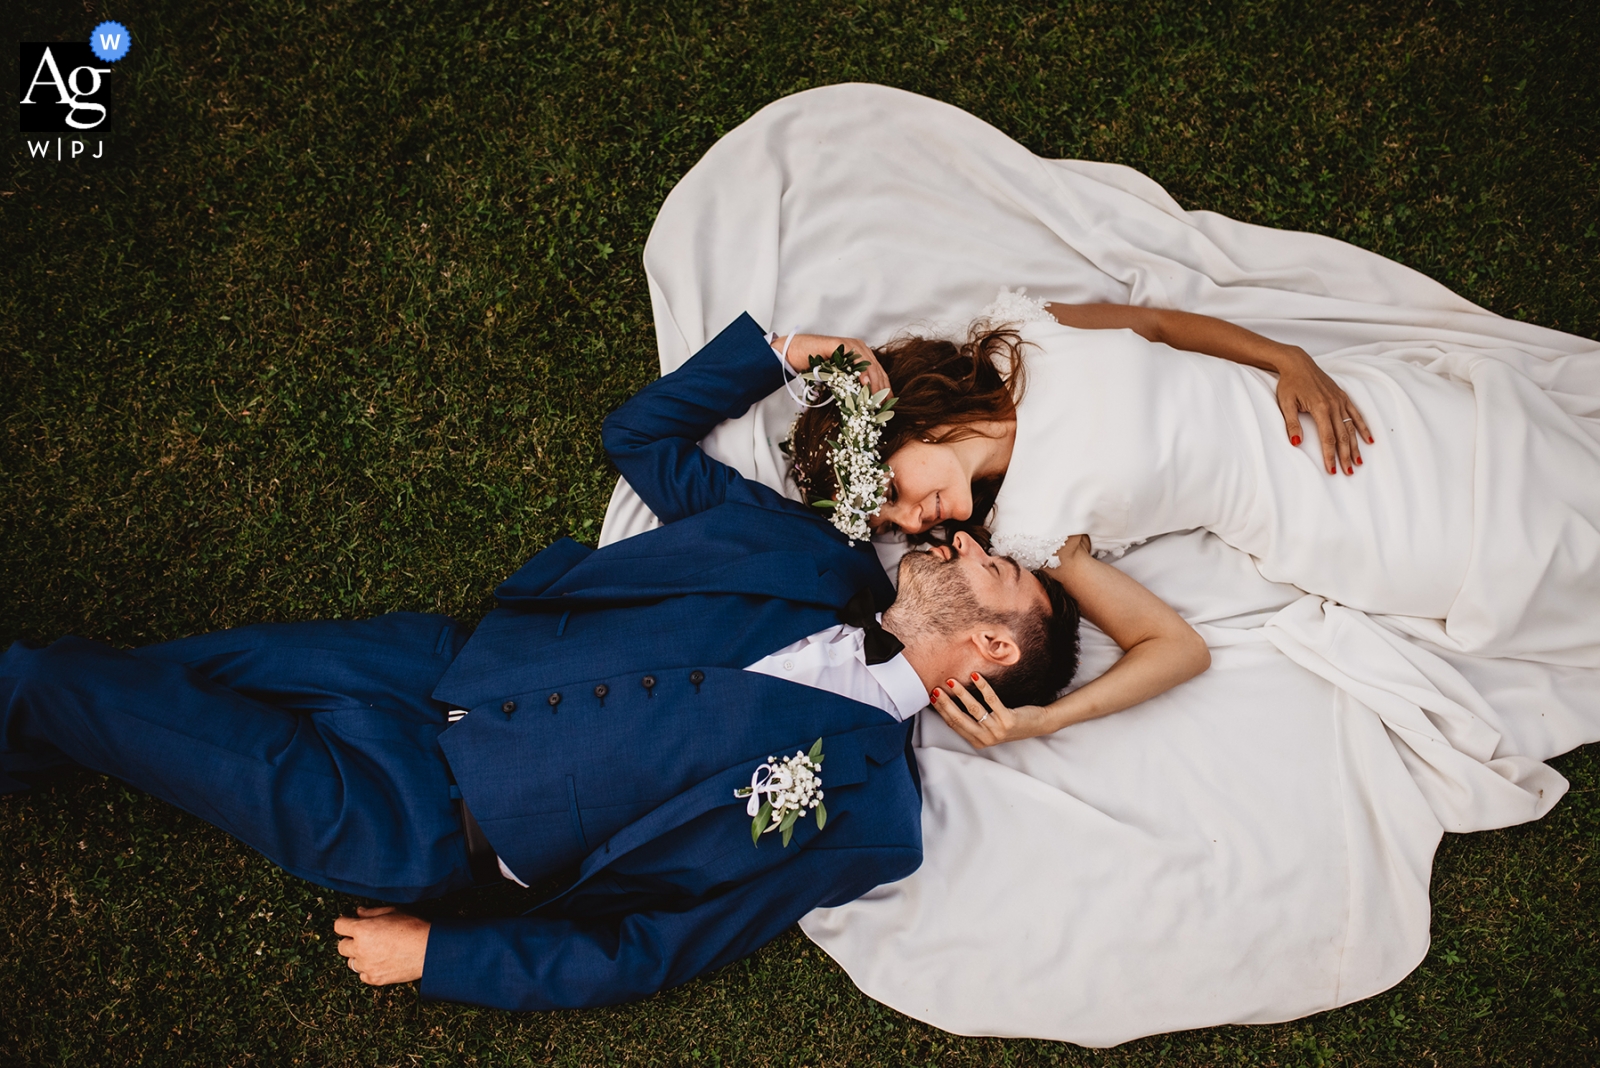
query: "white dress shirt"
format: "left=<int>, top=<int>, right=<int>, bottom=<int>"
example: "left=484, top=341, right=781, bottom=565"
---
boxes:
left=743, top=622, right=928, bottom=722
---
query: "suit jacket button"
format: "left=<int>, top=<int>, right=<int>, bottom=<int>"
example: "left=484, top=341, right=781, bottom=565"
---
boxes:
left=689, top=670, right=705, bottom=685
left=593, top=684, right=609, bottom=699
left=547, top=692, right=562, bottom=707
left=501, top=700, right=516, bottom=714
left=641, top=675, right=656, bottom=690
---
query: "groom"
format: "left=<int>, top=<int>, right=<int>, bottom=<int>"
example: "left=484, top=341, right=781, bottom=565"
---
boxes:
left=0, top=313, right=1077, bottom=1011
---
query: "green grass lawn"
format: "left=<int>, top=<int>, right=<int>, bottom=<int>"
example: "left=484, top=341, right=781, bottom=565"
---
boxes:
left=3, top=1, right=1598, bottom=1064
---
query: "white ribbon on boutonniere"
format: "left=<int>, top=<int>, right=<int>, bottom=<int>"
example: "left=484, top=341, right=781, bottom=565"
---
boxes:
left=734, top=738, right=827, bottom=847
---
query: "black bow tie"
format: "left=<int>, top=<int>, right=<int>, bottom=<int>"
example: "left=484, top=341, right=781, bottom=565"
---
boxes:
left=838, top=589, right=906, bottom=666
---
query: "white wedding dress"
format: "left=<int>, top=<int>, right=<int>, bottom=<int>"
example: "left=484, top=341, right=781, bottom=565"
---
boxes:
left=987, top=308, right=1600, bottom=666
left=599, top=83, right=1600, bottom=1045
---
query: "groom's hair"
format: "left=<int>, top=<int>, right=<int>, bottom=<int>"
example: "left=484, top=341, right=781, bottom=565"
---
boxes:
left=984, top=568, right=1081, bottom=708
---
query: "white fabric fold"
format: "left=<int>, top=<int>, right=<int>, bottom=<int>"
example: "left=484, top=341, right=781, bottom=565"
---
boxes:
left=1262, top=596, right=1567, bottom=832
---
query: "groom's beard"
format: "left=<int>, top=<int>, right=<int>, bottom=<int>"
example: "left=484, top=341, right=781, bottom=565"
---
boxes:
left=884, top=547, right=986, bottom=643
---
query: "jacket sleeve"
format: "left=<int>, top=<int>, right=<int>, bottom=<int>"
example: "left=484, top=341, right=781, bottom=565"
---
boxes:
left=418, top=843, right=920, bottom=1011
left=601, top=312, right=799, bottom=524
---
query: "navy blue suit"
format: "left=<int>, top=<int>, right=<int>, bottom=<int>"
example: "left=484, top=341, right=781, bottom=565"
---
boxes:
left=0, top=313, right=922, bottom=1011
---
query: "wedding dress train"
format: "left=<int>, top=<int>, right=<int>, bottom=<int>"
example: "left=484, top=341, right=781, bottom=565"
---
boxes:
left=598, top=83, right=1600, bottom=1044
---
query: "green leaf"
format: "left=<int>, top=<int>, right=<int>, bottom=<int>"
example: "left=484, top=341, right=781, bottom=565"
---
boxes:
left=815, top=801, right=828, bottom=830
left=781, top=822, right=795, bottom=847
left=808, top=737, right=824, bottom=762
left=871, top=387, right=891, bottom=406
left=779, top=808, right=800, bottom=833
left=811, top=499, right=837, bottom=510
left=751, top=800, right=772, bottom=846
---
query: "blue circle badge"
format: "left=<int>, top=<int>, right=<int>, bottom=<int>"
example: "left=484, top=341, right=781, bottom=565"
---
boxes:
left=90, top=21, right=131, bottom=63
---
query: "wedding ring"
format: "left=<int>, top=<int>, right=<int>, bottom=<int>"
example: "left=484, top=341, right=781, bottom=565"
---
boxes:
left=978, top=712, right=992, bottom=724
left=1342, top=418, right=1354, bottom=423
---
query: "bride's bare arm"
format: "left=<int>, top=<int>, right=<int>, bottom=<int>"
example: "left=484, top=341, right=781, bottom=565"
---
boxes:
left=1045, top=302, right=1373, bottom=476
left=931, top=536, right=1209, bottom=748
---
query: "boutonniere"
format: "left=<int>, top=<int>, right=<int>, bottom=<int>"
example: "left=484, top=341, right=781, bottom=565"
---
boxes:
left=734, top=738, right=827, bottom=847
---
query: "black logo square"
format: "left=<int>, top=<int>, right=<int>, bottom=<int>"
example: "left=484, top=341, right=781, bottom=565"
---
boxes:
left=19, top=42, right=112, bottom=133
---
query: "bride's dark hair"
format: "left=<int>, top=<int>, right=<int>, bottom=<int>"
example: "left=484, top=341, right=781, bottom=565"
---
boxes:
left=788, top=324, right=1029, bottom=530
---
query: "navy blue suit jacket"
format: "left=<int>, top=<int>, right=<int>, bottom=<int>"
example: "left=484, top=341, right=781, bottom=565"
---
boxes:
left=420, top=313, right=921, bottom=1010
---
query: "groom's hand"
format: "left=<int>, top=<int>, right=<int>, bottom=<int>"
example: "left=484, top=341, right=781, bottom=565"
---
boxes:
left=772, top=333, right=890, bottom=395
left=333, top=906, right=429, bottom=986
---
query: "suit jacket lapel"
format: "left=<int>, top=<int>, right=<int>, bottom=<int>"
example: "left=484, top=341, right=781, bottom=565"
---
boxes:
left=505, top=551, right=837, bottom=608
left=493, top=537, right=593, bottom=601
left=533, top=719, right=907, bottom=913
left=492, top=502, right=892, bottom=611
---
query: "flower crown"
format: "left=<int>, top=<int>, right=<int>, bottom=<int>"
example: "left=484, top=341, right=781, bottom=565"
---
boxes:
left=788, top=347, right=897, bottom=544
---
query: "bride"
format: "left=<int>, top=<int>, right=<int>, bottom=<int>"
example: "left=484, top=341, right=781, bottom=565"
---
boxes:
left=783, top=294, right=1600, bottom=748
left=603, top=82, right=1600, bottom=1044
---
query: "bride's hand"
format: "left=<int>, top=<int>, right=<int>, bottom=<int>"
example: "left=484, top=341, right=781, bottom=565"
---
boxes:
left=1272, top=345, right=1374, bottom=476
left=930, top=673, right=1046, bottom=749
left=772, top=333, right=890, bottom=395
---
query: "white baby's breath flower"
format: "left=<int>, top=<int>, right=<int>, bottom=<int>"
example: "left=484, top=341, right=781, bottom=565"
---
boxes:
left=787, top=349, right=897, bottom=545
left=733, top=738, right=830, bottom=847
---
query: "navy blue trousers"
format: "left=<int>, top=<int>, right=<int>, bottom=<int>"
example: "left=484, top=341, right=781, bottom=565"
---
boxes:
left=0, top=612, right=477, bottom=902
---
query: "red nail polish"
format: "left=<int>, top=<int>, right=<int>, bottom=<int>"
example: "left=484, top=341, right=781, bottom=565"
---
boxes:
left=946, top=679, right=957, bottom=689
left=1291, top=435, right=1301, bottom=446
left=1356, top=457, right=1363, bottom=466
left=1367, top=436, right=1374, bottom=444
left=931, top=689, right=941, bottom=701
left=971, top=672, right=981, bottom=682
left=1346, top=466, right=1353, bottom=475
